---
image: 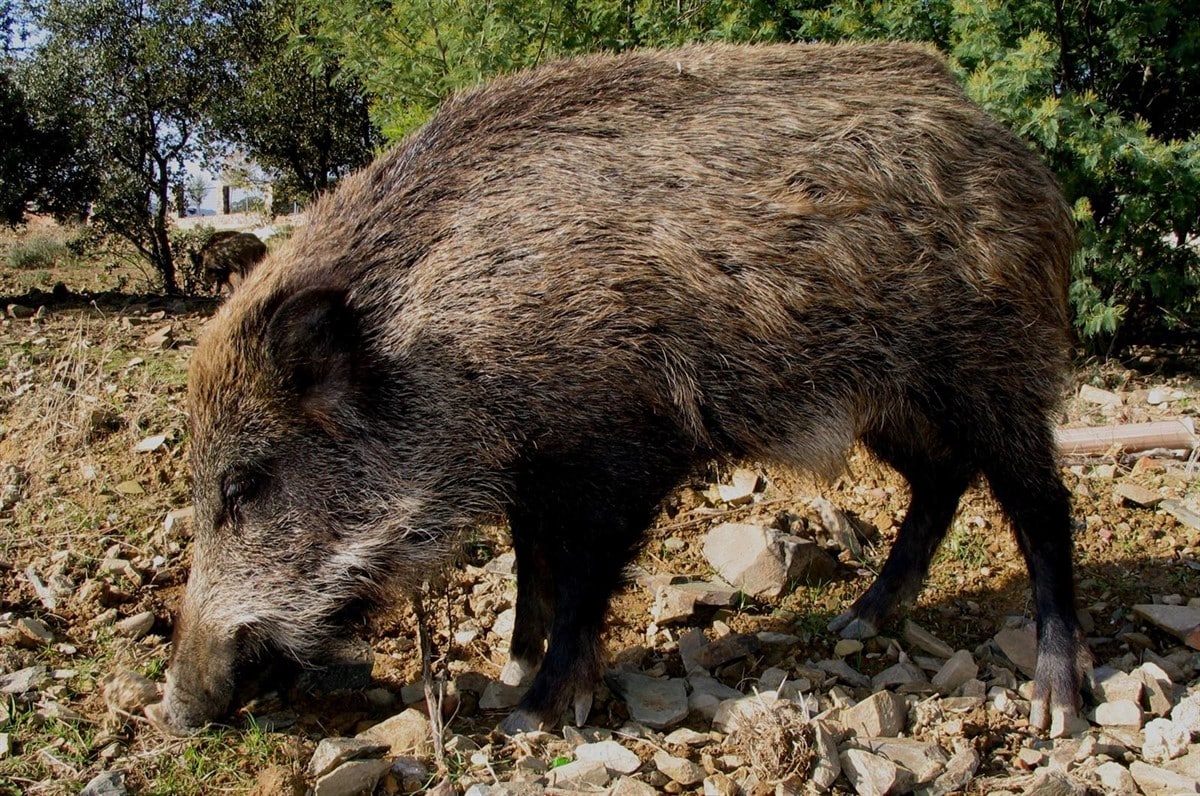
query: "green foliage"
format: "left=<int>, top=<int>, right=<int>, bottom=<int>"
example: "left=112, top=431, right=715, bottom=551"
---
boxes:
left=207, top=0, right=382, bottom=201
left=20, top=0, right=234, bottom=292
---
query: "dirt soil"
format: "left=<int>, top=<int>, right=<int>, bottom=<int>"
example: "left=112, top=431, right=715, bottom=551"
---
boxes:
left=0, top=232, right=1199, bottom=795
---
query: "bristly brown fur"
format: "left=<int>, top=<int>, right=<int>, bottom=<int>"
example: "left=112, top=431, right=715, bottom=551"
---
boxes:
left=167, top=42, right=1082, bottom=736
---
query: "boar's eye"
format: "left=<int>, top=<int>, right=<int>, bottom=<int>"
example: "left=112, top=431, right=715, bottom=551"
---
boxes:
left=220, top=468, right=267, bottom=526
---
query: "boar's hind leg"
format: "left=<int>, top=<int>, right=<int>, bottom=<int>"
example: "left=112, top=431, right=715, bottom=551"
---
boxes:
left=980, top=425, right=1088, bottom=736
left=829, top=426, right=974, bottom=639
left=500, top=441, right=688, bottom=734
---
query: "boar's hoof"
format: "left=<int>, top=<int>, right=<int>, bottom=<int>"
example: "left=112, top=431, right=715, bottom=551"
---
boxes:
left=827, top=610, right=879, bottom=640
left=499, top=658, right=535, bottom=687
left=498, top=708, right=545, bottom=736
left=144, top=701, right=201, bottom=737
left=573, top=689, right=593, bottom=728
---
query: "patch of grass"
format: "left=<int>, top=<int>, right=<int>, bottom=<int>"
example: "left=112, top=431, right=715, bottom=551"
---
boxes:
left=6, top=231, right=73, bottom=271
left=935, top=519, right=988, bottom=571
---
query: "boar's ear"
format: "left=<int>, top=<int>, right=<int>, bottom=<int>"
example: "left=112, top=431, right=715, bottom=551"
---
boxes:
left=263, top=286, right=363, bottom=419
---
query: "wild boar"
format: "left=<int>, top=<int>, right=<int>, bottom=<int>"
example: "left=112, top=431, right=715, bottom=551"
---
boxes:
left=191, top=230, right=267, bottom=293
left=152, top=41, right=1087, bottom=738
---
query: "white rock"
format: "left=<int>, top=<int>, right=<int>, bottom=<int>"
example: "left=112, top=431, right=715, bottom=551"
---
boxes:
left=652, top=581, right=736, bottom=625
left=810, top=720, right=841, bottom=792
left=653, top=751, right=705, bottom=786
left=356, top=708, right=431, bottom=756
left=842, top=691, right=906, bottom=738
left=1079, top=384, right=1121, bottom=406
left=610, top=776, right=658, bottom=796
left=312, top=758, right=391, bottom=796
left=545, top=759, right=610, bottom=788
left=1090, top=666, right=1144, bottom=704
left=79, top=771, right=127, bottom=796
left=861, top=738, right=948, bottom=785
left=307, top=737, right=389, bottom=778
left=1094, top=761, right=1138, bottom=795
left=993, top=626, right=1037, bottom=677
left=702, top=522, right=834, bottom=599
left=610, top=672, right=689, bottom=730
left=931, top=650, right=978, bottom=695
left=0, top=665, right=48, bottom=694
left=576, top=740, right=641, bottom=774
left=931, top=746, right=980, bottom=795
left=1172, top=693, right=1200, bottom=737
left=114, top=611, right=155, bottom=639
left=1024, top=767, right=1086, bottom=796
left=903, top=621, right=956, bottom=659
left=1093, top=699, right=1144, bottom=728
left=839, top=749, right=913, bottom=796
left=1129, top=760, right=1200, bottom=794
left=716, top=469, right=759, bottom=505
left=1144, top=717, right=1191, bottom=762
left=1138, top=662, right=1175, bottom=716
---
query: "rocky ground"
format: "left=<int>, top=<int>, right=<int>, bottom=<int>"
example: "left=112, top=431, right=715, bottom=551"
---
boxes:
left=0, top=277, right=1199, bottom=795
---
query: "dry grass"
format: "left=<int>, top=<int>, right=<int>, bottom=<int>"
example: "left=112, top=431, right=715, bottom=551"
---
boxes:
left=724, top=697, right=816, bottom=785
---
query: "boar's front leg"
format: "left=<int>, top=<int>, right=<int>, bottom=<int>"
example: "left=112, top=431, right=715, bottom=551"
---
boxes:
left=499, top=436, right=690, bottom=733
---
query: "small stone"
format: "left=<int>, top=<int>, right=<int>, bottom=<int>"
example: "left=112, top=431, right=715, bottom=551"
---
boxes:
left=1090, top=666, right=1144, bottom=704
left=114, top=611, right=155, bottom=639
left=716, top=468, right=759, bottom=505
left=652, top=581, right=737, bottom=625
left=16, top=616, right=54, bottom=645
left=861, top=738, right=947, bottom=784
left=0, top=665, right=48, bottom=694
left=143, top=324, right=174, bottom=349
left=1079, top=384, right=1121, bottom=406
left=610, top=776, right=658, bottom=796
left=1093, top=700, right=1144, bottom=728
left=839, top=749, right=912, bottom=796
left=703, top=523, right=835, bottom=599
left=164, top=506, right=195, bottom=535
left=356, top=708, right=431, bottom=756
left=931, top=746, right=980, bottom=795
left=312, top=758, right=391, bottom=796
left=1172, top=693, right=1200, bottom=736
left=1144, top=717, right=1190, bottom=762
left=703, top=772, right=738, bottom=796
left=1113, top=481, right=1162, bottom=507
left=664, top=728, right=711, bottom=746
left=1137, top=664, right=1174, bottom=717
left=841, top=691, right=906, bottom=738
left=135, top=434, right=167, bottom=453
left=1129, top=760, right=1200, bottom=794
left=546, top=759, right=611, bottom=788
left=103, top=670, right=159, bottom=715
left=871, top=661, right=927, bottom=691
left=835, top=639, right=864, bottom=657
left=114, top=480, right=145, bottom=496
left=79, top=770, right=127, bottom=796
left=1162, top=500, right=1200, bottom=533
left=1134, top=604, right=1200, bottom=649
left=810, top=720, right=841, bottom=791
left=692, top=633, right=760, bottom=670
left=0, top=732, right=9, bottom=758
left=993, top=625, right=1038, bottom=677
left=478, top=680, right=526, bottom=711
left=902, top=621, right=955, bottom=659
left=576, top=740, right=641, bottom=774
left=1024, top=768, right=1085, bottom=796
left=1094, top=761, right=1138, bottom=794
left=307, top=737, right=390, bottom=778
left=610, top=673, right=689, bottom=730
left=653, top=751, right=705, bottom=787
left=816, top=658, right=871, bottom=688
left=931, top=650, right=978, bottom=695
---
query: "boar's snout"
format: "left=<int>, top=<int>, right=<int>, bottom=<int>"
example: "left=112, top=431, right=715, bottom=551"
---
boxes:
left=152, top=610, right=239, bottom=735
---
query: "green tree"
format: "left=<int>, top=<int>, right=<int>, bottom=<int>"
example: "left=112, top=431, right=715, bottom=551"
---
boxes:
left=209, top=0, right=381, bottom=201
left=23, top=0, right=232, bottom=292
